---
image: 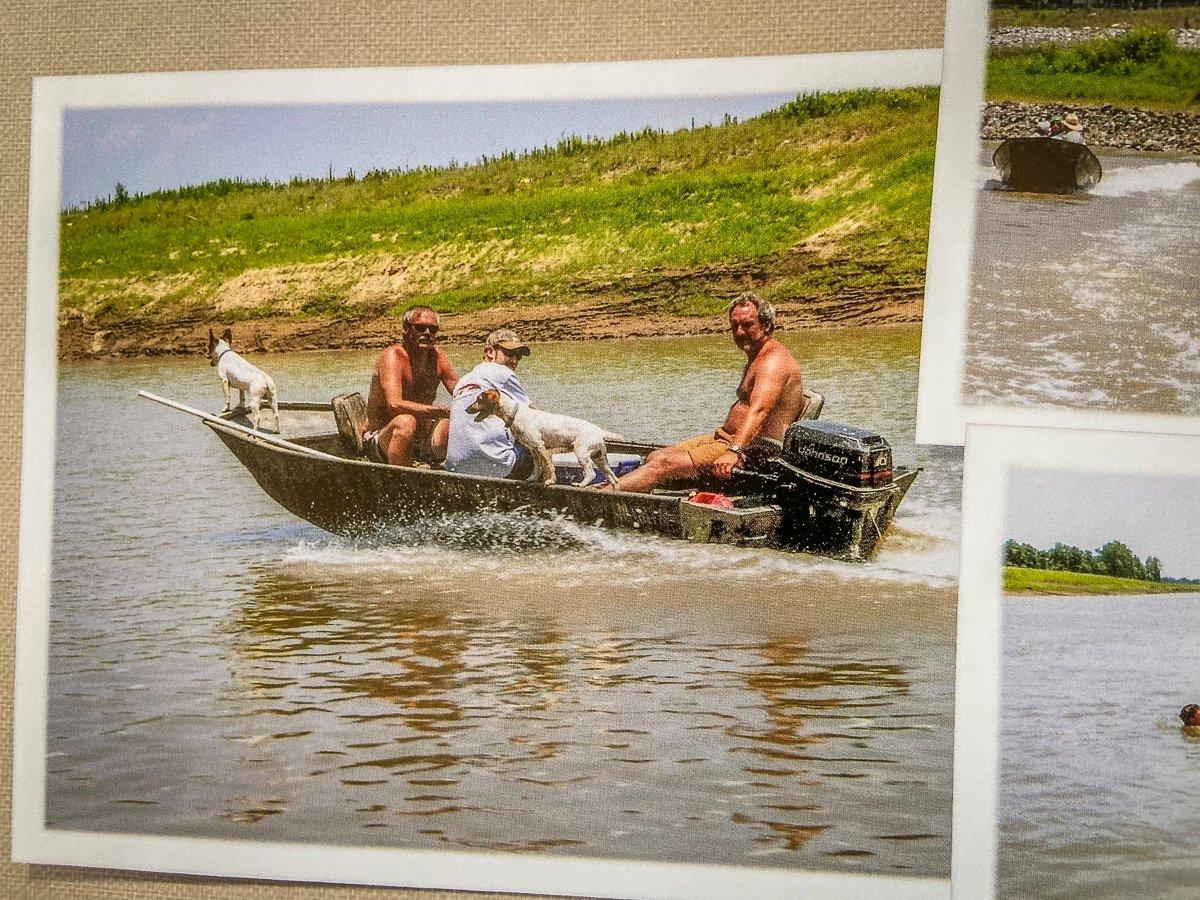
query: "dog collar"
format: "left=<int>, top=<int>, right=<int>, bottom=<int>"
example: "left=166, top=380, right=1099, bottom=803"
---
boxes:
left=502, top=409, right=516, bottom=429
left=215, top=347, right=234, bottom=363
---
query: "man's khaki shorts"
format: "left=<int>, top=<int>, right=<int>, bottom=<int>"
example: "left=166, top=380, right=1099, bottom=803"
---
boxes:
left=674, top=432, right=733, bottom=470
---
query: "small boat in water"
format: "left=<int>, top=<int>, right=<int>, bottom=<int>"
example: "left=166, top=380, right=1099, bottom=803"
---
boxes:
left=993, top=137, right=1103, bottom=193
left=140, top=391, right=919, bottom=561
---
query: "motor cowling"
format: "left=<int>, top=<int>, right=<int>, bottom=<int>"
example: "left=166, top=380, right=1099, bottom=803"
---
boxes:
left=782, top=421, right=894, bottom=488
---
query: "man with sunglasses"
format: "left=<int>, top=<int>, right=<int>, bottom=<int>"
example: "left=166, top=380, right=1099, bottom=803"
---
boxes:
left=363, top=305, right=461, bottom=465
left=444, top=328, right=536, bottom=480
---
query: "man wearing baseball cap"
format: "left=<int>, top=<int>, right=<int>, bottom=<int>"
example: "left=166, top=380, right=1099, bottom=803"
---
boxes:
left=444, top=328, right=537, bottom=479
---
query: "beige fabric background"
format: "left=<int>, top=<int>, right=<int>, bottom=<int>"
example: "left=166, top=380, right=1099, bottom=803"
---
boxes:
left=1, top=2, right=945, bottom=896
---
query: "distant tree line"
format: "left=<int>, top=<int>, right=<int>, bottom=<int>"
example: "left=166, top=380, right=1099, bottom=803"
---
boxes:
left=1004, top=539, right=1169, bottom=581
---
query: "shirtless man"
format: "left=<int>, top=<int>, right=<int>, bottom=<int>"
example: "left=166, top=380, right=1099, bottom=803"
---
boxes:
left=364, top=305, right=460, bottom=466
left=616, top=292, right=804, bottom=492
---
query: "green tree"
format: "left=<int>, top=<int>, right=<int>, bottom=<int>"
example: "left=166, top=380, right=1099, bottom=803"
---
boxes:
left=113, top=182, right=129, bottom=205
left=1146, top=556, right=1163, bottom=582
left=1097, top=540, right=1140, bottom=579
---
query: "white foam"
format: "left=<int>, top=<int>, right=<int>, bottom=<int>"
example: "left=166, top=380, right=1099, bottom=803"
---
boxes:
left=277, top=504, right=960, bottom=590
left=1092, top=162, right=1200, bottom=198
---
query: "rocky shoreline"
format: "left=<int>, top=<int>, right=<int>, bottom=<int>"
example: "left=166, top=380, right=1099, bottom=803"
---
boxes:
left=982, top=100, right=1200, bottom=153
left=990, top=25, right=1200, bottom=50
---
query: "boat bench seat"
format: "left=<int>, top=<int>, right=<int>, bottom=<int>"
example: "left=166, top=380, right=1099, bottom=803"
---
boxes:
left=332, top=392, right=369, bottom=457
left=749, top=388, right=823, bottom=457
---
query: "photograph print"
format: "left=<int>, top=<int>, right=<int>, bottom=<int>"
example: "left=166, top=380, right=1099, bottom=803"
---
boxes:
left=920, top=0, right=1200, bottom=443
left=952, top=424, right=1200, bottom=900
left=15, top=53, right=958, bottom=897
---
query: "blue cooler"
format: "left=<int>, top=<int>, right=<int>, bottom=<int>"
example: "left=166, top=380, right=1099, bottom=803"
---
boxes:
left=552, top=452, right=642, bottom=485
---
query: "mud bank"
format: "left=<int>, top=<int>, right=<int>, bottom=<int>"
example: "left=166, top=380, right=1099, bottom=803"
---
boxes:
left=982, top=100, right=1200, bottom=153
left=58, top=285, right=924, bottom=361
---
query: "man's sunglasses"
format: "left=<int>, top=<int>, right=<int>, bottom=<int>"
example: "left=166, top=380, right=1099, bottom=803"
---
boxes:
left=407, top=323, right=440, bottom=334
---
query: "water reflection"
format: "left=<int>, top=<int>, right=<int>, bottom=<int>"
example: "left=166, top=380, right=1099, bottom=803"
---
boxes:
left=213, top=563, right=947, bottom=868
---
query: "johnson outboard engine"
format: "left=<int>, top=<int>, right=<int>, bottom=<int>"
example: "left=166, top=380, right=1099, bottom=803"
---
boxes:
left=781, top=421, right=894, bottom=488
left=743, top=420, right=911, bottom=560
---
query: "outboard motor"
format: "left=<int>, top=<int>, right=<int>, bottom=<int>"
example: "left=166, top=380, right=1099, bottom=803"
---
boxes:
left=758, top=420, right=908, bottom=560
left=782, top=421, right=894, bottom=488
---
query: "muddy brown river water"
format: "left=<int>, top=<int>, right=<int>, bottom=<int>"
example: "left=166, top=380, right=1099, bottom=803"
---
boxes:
left=999, top=595, right=1200, bottom=898
left=47, top=327, right=959, bottom=879
left=967, top=147, right=1200, bottom=417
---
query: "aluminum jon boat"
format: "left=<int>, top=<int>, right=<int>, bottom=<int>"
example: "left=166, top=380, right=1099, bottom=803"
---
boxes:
left=993, top=137, right=1103, bottom=193
left=140, top=391, right=919, bottom=561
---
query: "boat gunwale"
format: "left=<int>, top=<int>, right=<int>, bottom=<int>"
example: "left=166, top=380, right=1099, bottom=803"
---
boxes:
left=202, top=418, right=676, bottom=505
left=205, top=418, right=920, bottom=506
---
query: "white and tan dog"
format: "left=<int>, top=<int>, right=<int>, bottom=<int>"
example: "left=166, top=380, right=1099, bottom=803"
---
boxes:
left=207, top=327, right=280, bottom=432
left=466, top=388, right=624, bottom=487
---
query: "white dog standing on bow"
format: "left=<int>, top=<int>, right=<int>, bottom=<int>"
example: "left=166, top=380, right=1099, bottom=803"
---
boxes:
left=465, top=388, right=624, bottom=487
left=207, top=327, right=280, bottom=432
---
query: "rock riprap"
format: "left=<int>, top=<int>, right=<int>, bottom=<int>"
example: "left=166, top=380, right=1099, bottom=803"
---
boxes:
left=982, top=100, right=1200, bottom=154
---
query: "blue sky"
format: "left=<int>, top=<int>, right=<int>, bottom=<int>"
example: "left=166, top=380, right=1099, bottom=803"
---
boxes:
left=1006, top=467, right=1200, bottom=577
left=61, top=94, right=795, bottom=208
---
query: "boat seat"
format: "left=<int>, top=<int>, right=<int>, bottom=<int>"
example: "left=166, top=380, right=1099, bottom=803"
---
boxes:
left=799, top=388, right=824, bottom=422
left=331, top=392, right=369, bottom=457
left=748, top=388, right=824, bottom=457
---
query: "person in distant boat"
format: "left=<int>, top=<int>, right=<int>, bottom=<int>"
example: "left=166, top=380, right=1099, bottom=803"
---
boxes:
left=364, top=304, right=460, bottom=465
left=615, top=291, right=804, bottom=492
left=444, top=328, right=537, bottom=480
left=1035, top=120, right=1052, bottom=137
left=1048, top=117, right=1066, bottom=139
left=1060, top=112, right=1085, bottom=144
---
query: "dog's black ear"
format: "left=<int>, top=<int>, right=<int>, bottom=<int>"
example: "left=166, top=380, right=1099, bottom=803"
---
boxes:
left=221, top=327, right=233, bottom=344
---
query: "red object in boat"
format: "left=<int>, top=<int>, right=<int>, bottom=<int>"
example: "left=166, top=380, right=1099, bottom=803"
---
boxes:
left=689, top=492, right=735, bottom=509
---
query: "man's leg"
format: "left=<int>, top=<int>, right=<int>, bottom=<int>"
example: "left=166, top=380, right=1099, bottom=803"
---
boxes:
left=615, top=445, right=698, bottom=493
left=429, top=418, right=450, bottom=464
left=379, top=414, right=418, bottom=465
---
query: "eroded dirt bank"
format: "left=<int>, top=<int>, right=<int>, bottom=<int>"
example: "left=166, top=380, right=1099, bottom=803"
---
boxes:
left=58, top=243, right=925, bottom=360
left=59, top=284, right=923, bottom=361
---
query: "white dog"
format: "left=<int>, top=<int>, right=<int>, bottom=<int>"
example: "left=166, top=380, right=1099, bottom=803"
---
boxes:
left=207, top=327, right=279, bottom=432
left=465, top=388, right=625, bottom=487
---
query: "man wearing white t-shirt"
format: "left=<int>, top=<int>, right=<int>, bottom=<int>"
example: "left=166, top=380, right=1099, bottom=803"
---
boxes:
left=444, top=328, right=536, bottom=480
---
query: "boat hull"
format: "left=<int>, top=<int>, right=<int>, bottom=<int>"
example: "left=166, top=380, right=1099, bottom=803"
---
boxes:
left=207, top=421, right=917, bottom=561
left=993, top=137, right=1102, bottom=193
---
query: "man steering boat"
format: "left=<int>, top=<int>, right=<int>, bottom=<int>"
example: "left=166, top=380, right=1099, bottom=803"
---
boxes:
left=616, top=291, right=804, bottom=492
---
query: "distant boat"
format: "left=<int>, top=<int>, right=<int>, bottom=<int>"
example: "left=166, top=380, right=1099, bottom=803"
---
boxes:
left=993, top=137, right=1103, bottom=193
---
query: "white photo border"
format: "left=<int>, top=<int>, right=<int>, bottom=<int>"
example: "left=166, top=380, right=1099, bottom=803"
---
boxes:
left=952, top=423, right=1200, bottom=898
left=14, top=53, right=950, bottom=898
left=915, top=2, right=1200, bottom=447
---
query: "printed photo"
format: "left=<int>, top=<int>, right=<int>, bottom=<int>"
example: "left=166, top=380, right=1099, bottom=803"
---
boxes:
left=999, top=468, right=1200, bottom=897
left=952, top=424, right=1200, bottom=899
left=14, top=56, right=957, bottom=897
left=919, top=1, right=1200, bottom=443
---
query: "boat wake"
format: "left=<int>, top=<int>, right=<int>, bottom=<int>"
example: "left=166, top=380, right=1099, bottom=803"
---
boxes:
left=276, top=505, right=959, bottom=590
left=1092, top=162, right=1200, bottom=198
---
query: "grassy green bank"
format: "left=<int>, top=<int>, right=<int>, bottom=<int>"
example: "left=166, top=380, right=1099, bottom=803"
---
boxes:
left=992, top=5, right=1200, bottom=30
left=1004, top=566, right=1199, bottom=596
left=987, top=28, right=1200, bottom=109
left=60, top=88, right=938, bottom=358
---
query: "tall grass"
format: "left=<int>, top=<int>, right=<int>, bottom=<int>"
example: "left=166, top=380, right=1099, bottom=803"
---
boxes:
left=60, top=87, right=940, bottom=323
left=987, top=27, right=1200, bottom=107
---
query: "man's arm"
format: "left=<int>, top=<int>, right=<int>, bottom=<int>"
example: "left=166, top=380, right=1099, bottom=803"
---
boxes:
left=712, top=355, right=790, bottom=478
left=439, top=351, right=462, bottom=396
left=376, top=348, right=449, bottom=420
